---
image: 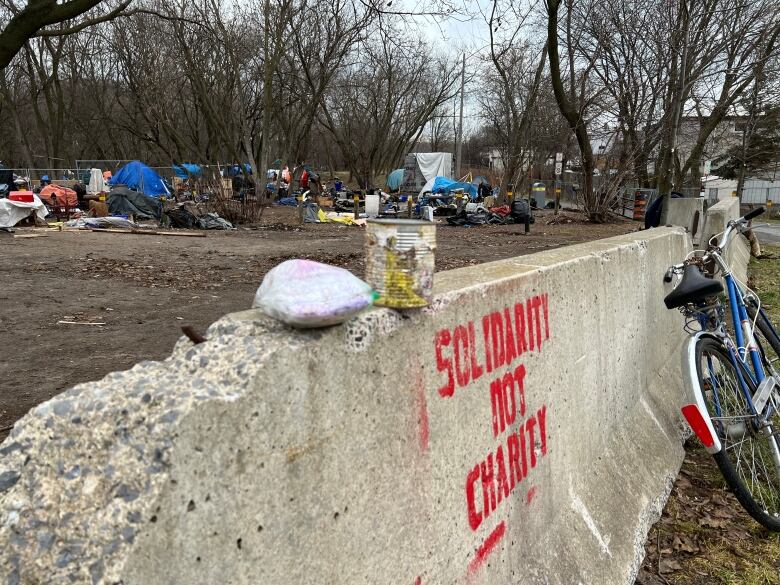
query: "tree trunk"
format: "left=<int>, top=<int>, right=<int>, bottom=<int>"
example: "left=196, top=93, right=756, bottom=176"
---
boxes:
left=547, top=0, right=597, bottom=220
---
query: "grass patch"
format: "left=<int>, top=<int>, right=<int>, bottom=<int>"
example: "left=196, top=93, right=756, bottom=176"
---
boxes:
left=749, top=244, right=780, bottom=326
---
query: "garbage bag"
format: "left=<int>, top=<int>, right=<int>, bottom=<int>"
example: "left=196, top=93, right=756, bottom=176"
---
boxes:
left=197, top=212, right=234, bottom=230
left=166, top=206, right=199, bottom=229
left=487, top=213, right=513, bottom=224
left=253, top=259, right=375, bottom=328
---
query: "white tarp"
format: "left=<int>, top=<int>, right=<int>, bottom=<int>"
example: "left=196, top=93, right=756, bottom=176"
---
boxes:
left=415, top=153, right=453, bottom=196
left=0, top=195, right=47, bottom=228
left=88, top=168, right=107, bottom=195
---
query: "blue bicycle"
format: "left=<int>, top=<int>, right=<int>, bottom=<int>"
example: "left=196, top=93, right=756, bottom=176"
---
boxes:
left=664, top=206, right=780, bottom=530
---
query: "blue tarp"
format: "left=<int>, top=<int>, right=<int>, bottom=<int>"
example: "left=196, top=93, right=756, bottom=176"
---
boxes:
left=429, top=176, right=478, bottom=199
left=223, top=164, right=253, bottom=177
left=110, top=161, right=170, bottom=198
left=386, top=168, right=404, bottom=190
left=173, top=163, right=202, bottom=179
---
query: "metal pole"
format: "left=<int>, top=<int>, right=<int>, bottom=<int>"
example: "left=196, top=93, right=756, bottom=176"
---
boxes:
left=455, top=53, right=465, bottom=180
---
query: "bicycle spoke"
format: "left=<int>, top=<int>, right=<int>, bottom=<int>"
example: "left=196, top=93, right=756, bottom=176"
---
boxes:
left=700, top=342, right=780, bottom=520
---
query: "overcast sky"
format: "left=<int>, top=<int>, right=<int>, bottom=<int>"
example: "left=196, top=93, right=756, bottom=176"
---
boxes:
left=397, top=1, right=495, bottom=137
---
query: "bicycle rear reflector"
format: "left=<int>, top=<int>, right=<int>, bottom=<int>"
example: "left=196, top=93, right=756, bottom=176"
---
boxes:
left=681, top=404, right=717, bottom=450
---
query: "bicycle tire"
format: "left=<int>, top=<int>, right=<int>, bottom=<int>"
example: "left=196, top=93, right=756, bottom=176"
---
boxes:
left=694, top=336, right=780, bottom=530
left=746, top=301, right=780, bottom=379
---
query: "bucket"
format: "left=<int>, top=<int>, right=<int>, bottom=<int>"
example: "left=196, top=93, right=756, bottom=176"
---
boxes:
left=365, top=194, right=380, bottom=217
left=365, top=219, right=436, bottom=308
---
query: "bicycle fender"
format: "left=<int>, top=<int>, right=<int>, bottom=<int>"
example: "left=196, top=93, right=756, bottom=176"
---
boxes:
left=681, top=332, right=723, bottom=454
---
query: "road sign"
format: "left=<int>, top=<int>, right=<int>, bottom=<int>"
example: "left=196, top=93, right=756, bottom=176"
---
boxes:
left=555, top=162, right=563, bottom=175
left=555, top=152, right=563, bottom=162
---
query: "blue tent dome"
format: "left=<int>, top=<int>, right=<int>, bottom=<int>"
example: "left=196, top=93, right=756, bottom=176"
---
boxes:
left=110, top=161, right=170, bottom=198
left=386, top=168, right=404, bottom=190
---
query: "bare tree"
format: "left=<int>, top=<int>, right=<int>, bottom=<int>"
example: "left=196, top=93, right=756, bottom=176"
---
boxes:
left=481, top=0, right=550, bottom=204
left=0, top=0, right=133, bottom=69
left=428, top=104, right=454, bottom=152
left=581, top=0, right=667, bottom=187
left=271, top=0, right=375, bottom=189
left=320, top=33, right=459, bottom=188
left=546, top=0, right=612, bottom=220
left=652, top=0, right=780, bottom=218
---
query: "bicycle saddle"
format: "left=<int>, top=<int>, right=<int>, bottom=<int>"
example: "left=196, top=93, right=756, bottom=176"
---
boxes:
left=664, top=264, right=724, bottom=309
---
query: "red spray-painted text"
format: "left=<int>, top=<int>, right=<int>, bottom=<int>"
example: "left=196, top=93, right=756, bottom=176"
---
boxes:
left=433, top=293, right=552, bottom=537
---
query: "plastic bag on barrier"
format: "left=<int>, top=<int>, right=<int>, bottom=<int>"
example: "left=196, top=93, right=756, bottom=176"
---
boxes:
left=253, top=259, right=375, bottom=328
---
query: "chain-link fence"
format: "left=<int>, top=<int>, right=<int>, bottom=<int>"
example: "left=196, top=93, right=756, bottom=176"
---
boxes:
left=1, top=163, right=245, bottom=184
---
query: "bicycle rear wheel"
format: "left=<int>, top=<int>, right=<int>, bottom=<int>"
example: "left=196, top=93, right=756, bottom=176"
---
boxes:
left=695, top=337, right=780, bottom=530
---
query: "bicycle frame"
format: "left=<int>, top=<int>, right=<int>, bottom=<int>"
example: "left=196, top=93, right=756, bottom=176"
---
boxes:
left=693, top=259, right=765, bottom=419
left=722, top=270, right=766, bottom=383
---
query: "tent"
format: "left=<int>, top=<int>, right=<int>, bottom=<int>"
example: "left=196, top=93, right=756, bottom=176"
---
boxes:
left=472, top=176, right=490, bottom=186
left=39, top=184, right=78, bottom=207
left=386, top=168, right=404, bottom=191
left=108, top=186, right=162, bottom=220
left=427, top=176, right=478, bottom=200
left=412, top=153, right=454, bottom=195
left=173, top=163, right=202, bottom=179
left=224, top=164, right=253, bottom=177
left=110, top=161, right=170, bottom=198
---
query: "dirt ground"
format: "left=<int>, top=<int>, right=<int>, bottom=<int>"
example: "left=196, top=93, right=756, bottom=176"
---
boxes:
left=0, top=207, right=635, bottom=438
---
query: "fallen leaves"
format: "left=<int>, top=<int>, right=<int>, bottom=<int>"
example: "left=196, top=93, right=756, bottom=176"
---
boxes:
left=637, top=444, right=780, bottom=584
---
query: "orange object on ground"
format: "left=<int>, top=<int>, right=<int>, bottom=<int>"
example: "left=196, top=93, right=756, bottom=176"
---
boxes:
left=632, top=191, right=647, bottom=220
left=40, top=184, right=78, bottom=207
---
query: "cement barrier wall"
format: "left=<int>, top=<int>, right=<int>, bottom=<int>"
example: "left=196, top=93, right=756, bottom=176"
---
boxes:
left=701, top=197, right=750, bottom=284
left=2, top=227, right=702, bottom=584
left=665, top=198, right=705, bottom=245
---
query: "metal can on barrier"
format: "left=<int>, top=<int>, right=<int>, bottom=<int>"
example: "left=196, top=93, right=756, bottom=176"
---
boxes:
left=365, top=219, right=436, bottom=308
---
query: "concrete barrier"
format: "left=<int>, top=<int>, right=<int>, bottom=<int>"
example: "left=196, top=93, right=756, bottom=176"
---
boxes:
left=700, top=198, right=750, bottom=284
left=665, top=198, right=705, bottom=245
left=1, top=227, right=698, bottom=585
